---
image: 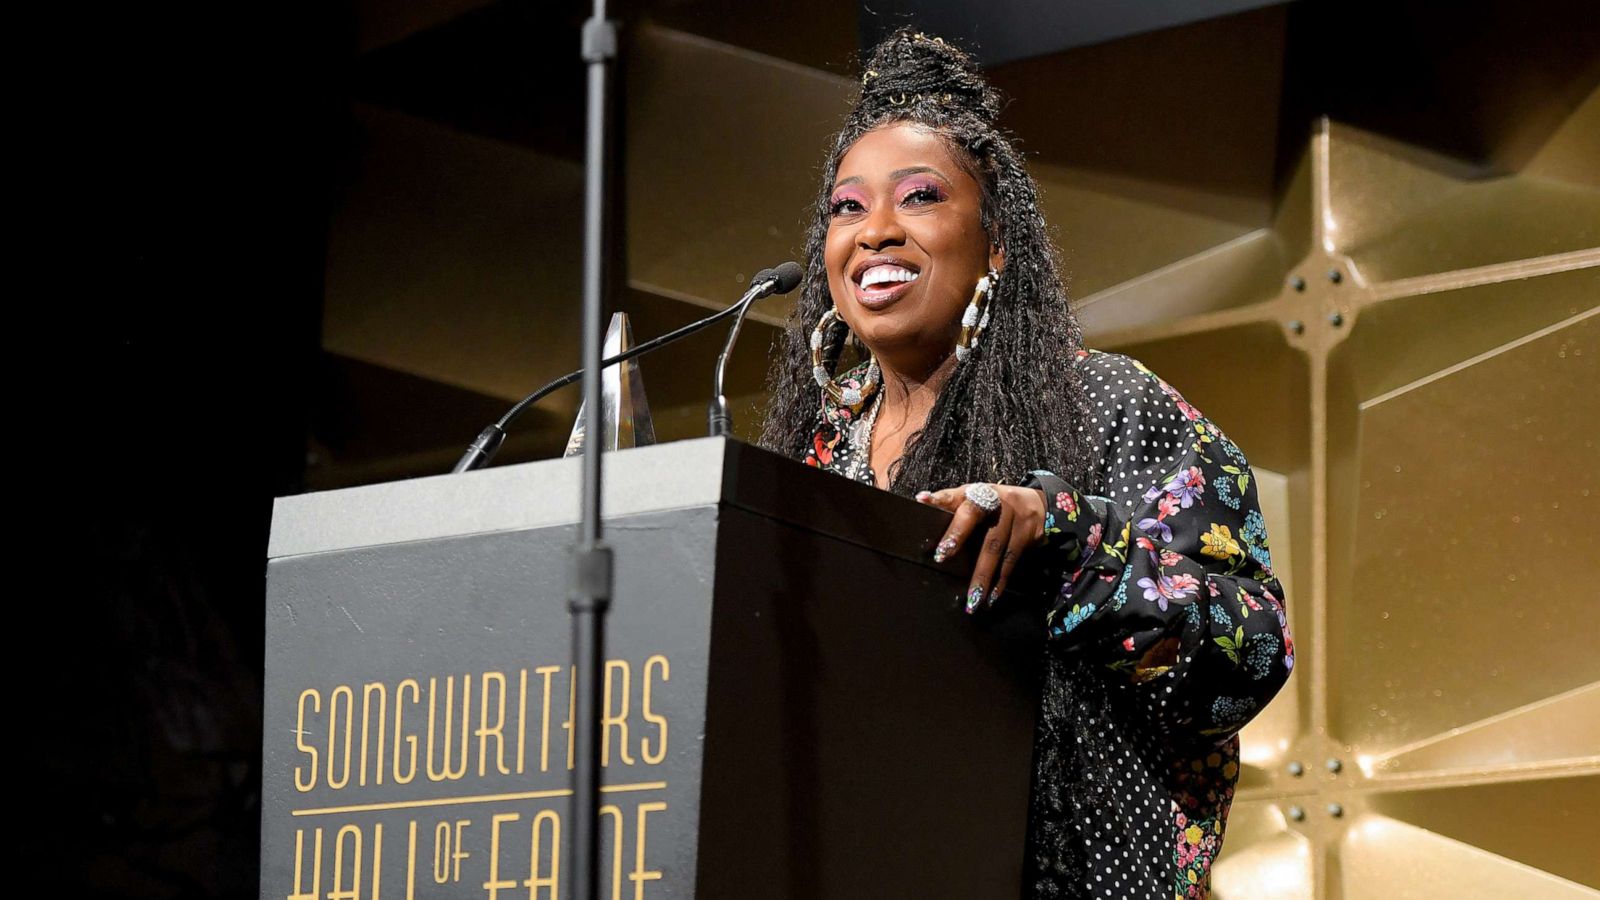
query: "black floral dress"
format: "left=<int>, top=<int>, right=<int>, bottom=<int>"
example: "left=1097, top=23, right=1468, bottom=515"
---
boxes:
left=804, top=348, right=1294, bottom=899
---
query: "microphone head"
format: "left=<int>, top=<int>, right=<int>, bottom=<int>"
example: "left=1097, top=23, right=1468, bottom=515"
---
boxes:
left=748, top=267, right=775, bottom=287
left=770, top=261, right=804, bottom=294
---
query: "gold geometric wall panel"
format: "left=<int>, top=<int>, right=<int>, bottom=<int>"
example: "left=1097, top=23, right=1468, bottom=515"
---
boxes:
left=1088, top=92, right=1599, bottom=896
left=624, top=24, right=855, bottom=327
left=1335, top=311, right=1597, bottom=752
left=1031, top=160, right=1285, bottom=307
left=1211, top=815, right=1315, bottom=899
left=1336, top=807, right=1596, bottom=899
left=1324, top=124, right=1600, bottom=283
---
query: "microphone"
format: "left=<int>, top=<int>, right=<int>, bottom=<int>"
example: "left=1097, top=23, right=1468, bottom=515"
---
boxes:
left=708, top=261, right=803, bottom=437
left=452, top=262, right=804, bottom=473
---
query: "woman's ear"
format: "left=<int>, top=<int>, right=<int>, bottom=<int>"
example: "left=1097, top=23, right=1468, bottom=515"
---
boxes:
left=988, top=243, right=1006, bottom=275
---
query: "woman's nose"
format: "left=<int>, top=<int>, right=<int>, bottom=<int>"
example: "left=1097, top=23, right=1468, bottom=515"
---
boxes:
left=857, top=204, right=906, bottom=250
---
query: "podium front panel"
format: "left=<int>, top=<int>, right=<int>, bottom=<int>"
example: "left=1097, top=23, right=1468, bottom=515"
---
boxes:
left=263, top=505, right=719, bottom=899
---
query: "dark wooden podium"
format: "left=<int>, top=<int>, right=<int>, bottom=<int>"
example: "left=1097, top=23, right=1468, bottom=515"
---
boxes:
left=262, top=437, right=1043, bottom=899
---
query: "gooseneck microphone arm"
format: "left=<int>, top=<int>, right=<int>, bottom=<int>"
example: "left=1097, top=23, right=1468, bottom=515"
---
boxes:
left=451, top=265, right=798, bottom=473
left=705, top=298, right=757, bottom=437
left=708, top=261, right=802, bottom=437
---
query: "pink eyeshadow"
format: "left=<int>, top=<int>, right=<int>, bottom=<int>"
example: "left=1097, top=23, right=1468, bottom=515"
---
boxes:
left=897, top=177, right=946, bottom=200
left=830, top=186, right=867, bottom=206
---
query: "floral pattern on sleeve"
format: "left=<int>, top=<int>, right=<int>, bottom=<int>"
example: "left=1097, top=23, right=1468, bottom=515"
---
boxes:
left=1023, top=355, right=1292, bottom=745
left=1023, top=352, right=1292, bottom=898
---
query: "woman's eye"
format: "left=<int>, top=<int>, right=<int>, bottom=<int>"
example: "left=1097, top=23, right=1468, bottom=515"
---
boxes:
left=829, top=198, right=864, bottom=217
left=901, top=185, right=945, bottom=206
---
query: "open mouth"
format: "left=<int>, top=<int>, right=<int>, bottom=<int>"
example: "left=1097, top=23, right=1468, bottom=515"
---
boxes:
left=851, top=258, right=921, bottom=306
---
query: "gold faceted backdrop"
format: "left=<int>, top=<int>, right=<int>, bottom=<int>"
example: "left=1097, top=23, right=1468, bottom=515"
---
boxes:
left=1131, top=106, right=1600, bottom=900
left=314, top=2, right=1600, bottom=895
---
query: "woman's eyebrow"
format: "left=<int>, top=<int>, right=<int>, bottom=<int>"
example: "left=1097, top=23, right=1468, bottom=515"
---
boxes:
left=832, top=166, right=949, bottom=191
left=891, top=165, right=947, bottom=182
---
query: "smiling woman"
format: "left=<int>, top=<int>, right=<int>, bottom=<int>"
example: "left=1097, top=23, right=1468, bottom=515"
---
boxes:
left=826, top=130, right=998, bottom=345
left=761, top=29, right=1293, bottom=900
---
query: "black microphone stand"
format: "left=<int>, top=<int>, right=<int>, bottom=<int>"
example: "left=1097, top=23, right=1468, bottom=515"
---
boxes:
left=706, top=293, right=758, bottom=437
left=573, top=3, right=614, bottom=899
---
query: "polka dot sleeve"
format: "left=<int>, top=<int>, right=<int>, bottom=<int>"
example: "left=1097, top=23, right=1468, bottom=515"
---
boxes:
left=1022, top=350, right=1294, bottom=745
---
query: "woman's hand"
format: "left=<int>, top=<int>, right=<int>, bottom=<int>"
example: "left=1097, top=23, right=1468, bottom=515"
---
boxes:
left=916, top=484, right=1049, bottom=613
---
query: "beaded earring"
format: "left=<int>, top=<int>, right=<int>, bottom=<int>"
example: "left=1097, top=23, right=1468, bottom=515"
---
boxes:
left=810, top=307, right=882, bottom=407
left=955, top=267, right=999, bottom=362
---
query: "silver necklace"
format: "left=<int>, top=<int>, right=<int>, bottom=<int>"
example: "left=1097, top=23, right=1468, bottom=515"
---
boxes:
left=846, top=393, right=884, bottom=485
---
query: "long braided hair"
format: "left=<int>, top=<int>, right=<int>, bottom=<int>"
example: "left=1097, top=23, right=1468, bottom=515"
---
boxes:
left=760, top=30, right=1117, bottom=899
left=759, top=29, right=1097, bottom=496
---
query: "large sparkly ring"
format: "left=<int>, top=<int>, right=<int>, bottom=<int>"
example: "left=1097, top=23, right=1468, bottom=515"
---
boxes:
left=964, top=483, right=1001, bottom=512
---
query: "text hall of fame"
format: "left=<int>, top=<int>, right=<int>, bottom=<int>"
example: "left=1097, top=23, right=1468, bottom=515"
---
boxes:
left=280, top=655, right=674, bottom=900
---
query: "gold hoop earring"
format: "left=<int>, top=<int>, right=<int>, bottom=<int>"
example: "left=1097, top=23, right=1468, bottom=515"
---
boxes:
left=956, top=267, right=998, bottom=362
left=811, top=308, right=881, bottom=407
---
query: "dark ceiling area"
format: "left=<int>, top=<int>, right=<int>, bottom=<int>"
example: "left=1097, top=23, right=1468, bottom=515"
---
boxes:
left=860, top=0, right=1288, bottom=62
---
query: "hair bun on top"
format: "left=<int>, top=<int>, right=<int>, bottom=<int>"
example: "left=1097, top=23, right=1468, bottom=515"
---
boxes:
left=856, top=29, right=1001, bottom=126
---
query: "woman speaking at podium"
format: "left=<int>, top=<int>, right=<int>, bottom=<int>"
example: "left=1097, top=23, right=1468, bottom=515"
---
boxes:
left=760, top=30, right=1294, bottom=900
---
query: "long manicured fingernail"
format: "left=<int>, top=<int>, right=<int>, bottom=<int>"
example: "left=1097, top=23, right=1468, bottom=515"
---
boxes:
left=916, top=490, right=933, bottom=503
left=966, top=585, right=985, bottom=613
left=988, top=585, right=1003, bottom=606
left=933, top=537, right=957, bottom=563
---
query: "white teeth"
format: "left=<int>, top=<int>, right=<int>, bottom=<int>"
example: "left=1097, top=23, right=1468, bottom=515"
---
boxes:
left=859, top=265, right=920, bottom=288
